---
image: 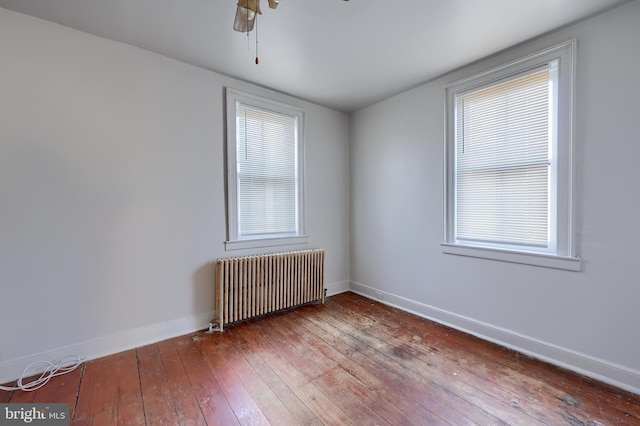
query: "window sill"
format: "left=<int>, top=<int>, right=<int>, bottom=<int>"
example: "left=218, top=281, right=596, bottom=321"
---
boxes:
left=441, top=243, right=581, bottom=271
left=225, top=235, right=308, bottom=251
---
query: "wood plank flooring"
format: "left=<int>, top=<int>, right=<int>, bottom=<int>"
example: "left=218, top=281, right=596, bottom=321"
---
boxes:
left=3, top=292, right=639, bottom=425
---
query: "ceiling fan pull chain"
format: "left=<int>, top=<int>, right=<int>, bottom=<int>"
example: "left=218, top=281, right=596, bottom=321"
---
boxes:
left=255, top=15, right=259, bottom=64
left=246, top=12, right=250, bottom=51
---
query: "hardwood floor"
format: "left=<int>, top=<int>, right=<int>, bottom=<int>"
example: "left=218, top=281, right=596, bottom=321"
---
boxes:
left=3, top=292, right=639, bottom=425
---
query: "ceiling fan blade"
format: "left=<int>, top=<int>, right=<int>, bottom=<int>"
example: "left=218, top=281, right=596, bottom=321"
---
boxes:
left=237, top=0, right=262, bottom=15
left=233, top=5, right=256, bottom=32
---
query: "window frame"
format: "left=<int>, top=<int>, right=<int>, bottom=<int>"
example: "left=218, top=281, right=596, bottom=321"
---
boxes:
left=225, top=88, right=307, bottom=251
left=442, top=40, right=581, bottom=271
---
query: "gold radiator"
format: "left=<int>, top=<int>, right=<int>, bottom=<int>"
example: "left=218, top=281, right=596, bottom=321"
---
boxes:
left=213, top=249, right=325, bottom=331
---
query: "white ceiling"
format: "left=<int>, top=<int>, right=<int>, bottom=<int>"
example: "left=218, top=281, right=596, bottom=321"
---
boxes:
left=0, top=0, right=632, bottom=112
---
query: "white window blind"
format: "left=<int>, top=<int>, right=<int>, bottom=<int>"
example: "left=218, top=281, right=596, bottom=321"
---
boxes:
left=236, top=103, right=299, bottom=238
left=454, top=66, right=553, bottom=249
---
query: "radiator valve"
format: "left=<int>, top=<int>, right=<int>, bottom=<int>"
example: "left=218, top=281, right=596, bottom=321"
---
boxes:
left=207, top=320, right=221, bottom=333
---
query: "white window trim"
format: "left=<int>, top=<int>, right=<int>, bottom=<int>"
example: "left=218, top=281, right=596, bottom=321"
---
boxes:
left=225, top=236, right=308, bottom=251
left=442, top=40, right=581, bottom=271
left=441, top=243, right=581, bottom=271
left=225, top=88, right=308, bottom=251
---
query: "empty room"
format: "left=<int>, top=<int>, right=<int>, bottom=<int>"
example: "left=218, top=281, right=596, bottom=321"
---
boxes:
left=1, top=0, right=639, bottom=424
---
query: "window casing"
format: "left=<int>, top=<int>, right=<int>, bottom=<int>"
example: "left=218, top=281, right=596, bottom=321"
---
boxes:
left=443, top=41, right=580, bottom=271
left=225, top=88, right=306, bottom=250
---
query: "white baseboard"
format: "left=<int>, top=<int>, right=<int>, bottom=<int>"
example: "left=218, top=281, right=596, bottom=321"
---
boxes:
left=0, top=280, right=351, bottom=385
left=349, top=281, right=640, bottom=396
left=0, top=311, right=214, bottom=385
left=6, top=280, right=637, bottom=396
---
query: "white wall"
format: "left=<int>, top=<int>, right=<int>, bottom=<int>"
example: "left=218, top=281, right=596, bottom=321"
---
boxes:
left=0, top=8, right=350, bottom=383
left=3, top=1, right=639, bottom=396
left=350, top=1, right=640, bottom=394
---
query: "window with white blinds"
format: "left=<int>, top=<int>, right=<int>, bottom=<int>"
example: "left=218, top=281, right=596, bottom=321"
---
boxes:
left=444, top=41, right=580, bottom=270
left=454, top=66, right=553, bottom=249
left=225, top=89, right=306, bottom=250
left=237, top=104, right=298, bottom=237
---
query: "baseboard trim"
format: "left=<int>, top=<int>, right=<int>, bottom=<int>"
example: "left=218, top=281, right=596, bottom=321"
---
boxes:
left=5, top=280, right=636, bottom=395
left=0, top=311, right=214, bottom=385
left=349, top=281, right=640, bottom=396
left=1, top=279, right=351, bottom=385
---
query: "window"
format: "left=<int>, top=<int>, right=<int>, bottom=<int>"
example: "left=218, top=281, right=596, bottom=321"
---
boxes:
left=225, top=88, right=306, bottom=250
left=443, top=40, right=580, bottom=271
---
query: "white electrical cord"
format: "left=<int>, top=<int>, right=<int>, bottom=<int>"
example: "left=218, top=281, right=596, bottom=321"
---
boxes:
left=0, top=355, right=85, bottom=392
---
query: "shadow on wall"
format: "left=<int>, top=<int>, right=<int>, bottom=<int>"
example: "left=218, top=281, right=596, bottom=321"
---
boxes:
left=192, top=262, right=216, bottom=325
